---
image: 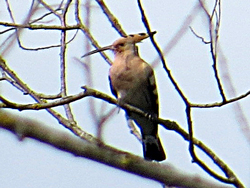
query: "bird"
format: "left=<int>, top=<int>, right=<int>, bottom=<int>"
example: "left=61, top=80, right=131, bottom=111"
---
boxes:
left=82, top=31, right=166, bottom=161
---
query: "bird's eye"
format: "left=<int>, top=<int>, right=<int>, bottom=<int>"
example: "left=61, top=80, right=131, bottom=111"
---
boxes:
left=118, top=43, right=124, bottom=47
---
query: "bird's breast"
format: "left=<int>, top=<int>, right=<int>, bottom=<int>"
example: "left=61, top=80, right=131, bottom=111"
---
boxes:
left=109, top=58, right=145, bottom=92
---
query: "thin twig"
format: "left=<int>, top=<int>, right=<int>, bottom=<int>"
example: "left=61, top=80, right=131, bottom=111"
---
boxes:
left=199, top=0, right=226, bottom=102
left=16, top=29, right=78, bottom=51
left=0, top=22, right=80, bottom=30
left=189, top=26, right=211, bottom=44
left=191, top=89, right=250, bottom=108
left=0, top=56, right=95, bottom=143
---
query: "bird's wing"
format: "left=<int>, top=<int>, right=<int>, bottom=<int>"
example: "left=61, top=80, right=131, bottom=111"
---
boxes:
left=144, top=65, right=159, bottom=116
left=108, top=75, right=118, bottom=98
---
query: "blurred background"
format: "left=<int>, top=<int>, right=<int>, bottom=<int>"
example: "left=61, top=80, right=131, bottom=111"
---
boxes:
left=0, top=0, right=250, bottom=187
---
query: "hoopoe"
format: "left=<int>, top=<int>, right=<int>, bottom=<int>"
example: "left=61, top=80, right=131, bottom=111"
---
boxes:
left=82, top=31, right=166, bottom=161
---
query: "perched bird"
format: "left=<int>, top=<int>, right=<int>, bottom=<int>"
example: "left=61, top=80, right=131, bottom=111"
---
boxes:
left=82, top=31, right=166, bottom=161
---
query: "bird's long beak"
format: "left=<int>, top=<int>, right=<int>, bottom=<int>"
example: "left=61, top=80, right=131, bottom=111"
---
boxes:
left=81, top=45, right=113, bottom=58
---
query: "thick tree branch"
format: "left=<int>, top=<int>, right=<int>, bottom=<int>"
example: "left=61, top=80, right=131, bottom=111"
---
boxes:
left=0, top=110, right=231, bottom=188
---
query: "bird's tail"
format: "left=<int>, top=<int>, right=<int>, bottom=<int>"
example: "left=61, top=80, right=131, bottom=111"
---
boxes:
left=142, top=135, right=166, bottom=161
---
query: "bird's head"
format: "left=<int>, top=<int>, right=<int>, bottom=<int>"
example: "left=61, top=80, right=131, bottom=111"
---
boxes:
left=82, top=31, right=156, bottom=57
